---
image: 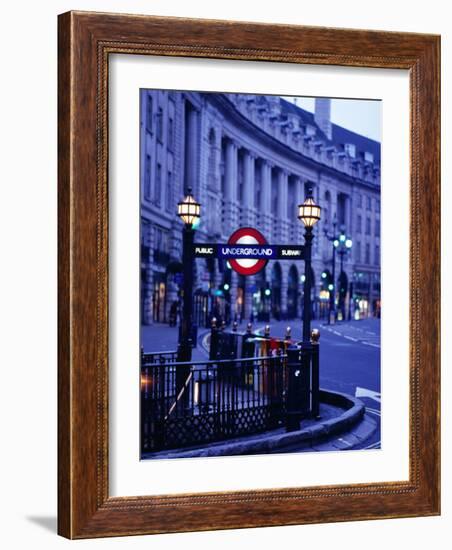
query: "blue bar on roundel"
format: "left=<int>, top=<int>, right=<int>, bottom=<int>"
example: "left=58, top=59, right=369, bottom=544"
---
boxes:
left=192, top=243, right=305, bottom=260
left=218, top=244, right=276, bottom=260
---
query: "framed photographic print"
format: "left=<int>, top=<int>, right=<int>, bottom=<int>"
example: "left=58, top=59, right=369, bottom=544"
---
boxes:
left=58, top=11, right=440, bottom=538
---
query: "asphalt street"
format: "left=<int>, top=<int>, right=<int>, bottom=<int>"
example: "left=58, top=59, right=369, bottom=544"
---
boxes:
left=256, top=318, right=381, bottom=450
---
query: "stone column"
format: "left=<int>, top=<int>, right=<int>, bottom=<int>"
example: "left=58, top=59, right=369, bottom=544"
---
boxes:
left=224, top=138, right=238, bottom=232
left=277, top=169, right=289, bottom=241
left=260, top=161, right=272, bottom=237
left=295, top=176, right=304, bottom=243
left=186, top=104, right=199, bottom=193
left=243, top=150, right=255, bottom=225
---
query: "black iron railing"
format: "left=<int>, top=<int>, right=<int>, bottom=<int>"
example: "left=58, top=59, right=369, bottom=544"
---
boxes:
left=141, top=325, right=320, bottom=454
left=141, top=354, right=290, bottom=453
left=141, top=349, right=178, bottom=366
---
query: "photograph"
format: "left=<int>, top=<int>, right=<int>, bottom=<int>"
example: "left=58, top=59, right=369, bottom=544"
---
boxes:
left=139, top=89, right=382, bottom=459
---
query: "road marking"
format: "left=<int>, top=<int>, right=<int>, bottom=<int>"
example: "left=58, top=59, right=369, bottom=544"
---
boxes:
left=363, top=341, right=380, bottom=348
left=355, top=387, right=381, bottom=403
left=364, top=441, right=381, bottom=450
left=338, top=437, right=352, bottom=446
left=322, top=324, right=380, bottom=347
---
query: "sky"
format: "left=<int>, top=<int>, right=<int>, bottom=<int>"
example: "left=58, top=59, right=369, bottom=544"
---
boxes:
left=285, top=96, right=381, bottom=142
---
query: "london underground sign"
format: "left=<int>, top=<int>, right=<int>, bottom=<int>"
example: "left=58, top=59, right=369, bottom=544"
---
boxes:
left=193, top=227, right=305, bottom=276
left=226, top=227, right=269, bottom=275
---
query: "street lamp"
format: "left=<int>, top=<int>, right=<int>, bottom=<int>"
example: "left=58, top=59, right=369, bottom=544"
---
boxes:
left=324, top=220, right=353, bottom=324
left=177, top=188, right=201, bottom=226
left=324, top=216, right=338, bottom=325
left=336, top=227, right=352, bottom=321
left=298, top=188, right=321, bottom=343
left=177, top=187, right=201, bottom=364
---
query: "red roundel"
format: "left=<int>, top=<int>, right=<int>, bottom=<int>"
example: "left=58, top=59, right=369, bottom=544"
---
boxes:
left=227, top=227, right=268, bottom=276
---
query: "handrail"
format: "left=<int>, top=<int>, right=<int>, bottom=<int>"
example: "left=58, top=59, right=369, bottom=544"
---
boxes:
left=141, top=354, right=287, bottom=368
left=142, top=350, right=177, bottom=356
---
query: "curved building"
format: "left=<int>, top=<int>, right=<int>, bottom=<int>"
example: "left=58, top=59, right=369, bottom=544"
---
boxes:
left=140, top=90, right=381, bottom=326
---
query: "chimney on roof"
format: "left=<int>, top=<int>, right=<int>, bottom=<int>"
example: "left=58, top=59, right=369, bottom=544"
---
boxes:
left=314, top=98, right=332, bottom=140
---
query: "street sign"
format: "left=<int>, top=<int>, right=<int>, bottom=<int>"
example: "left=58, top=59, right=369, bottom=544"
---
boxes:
left=193, top=243, right=305, bottom=261
left=227, top=227, right=269, bottom=275
left=192, top=227, right=305, bottom=276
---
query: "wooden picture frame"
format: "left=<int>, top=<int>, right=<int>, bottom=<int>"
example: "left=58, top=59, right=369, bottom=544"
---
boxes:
left=58, top=11, right=440, bottom=539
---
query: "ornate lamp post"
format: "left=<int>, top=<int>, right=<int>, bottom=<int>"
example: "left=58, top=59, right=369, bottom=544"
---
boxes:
left=336, top=228, right=353, bottom=321
left=298, top=188, right=321, bottom=343
left=324, top=216, right=338, bottom=325
left=324, top=221, right=352, bottom=324
left=177, top=187, right=201, bottom=363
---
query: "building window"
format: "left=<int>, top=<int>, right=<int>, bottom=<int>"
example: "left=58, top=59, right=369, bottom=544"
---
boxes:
left=376, top=199, right=381, bottom=212
left=155, top=163, right=162, bottom=205
left=375, top=218, right=380, bottom=237
left=156, top=107, right=163, bottom=142
left=356, top=215, right=362, bottom=234
left=356, top=193, right=362, bottom=208
left=365, top=243, right=370, bottom=264
left=166, top=171, right=172, bottom=212
left=207, top=128, right=216, bottom=190
left=154, top=227, right=169, bottom=251
left=364, top=151, right=374, bottom=163
left=207, top=195, right=215, bottom=232
left=375, top=245, right=380, bottom=266
left=154, top=227, right=170, bottom=265
left=168, top=117, right=174, bottom=150
left=355, top=241, right=361, bottom=263
left=141, top=220, right=151, bottom=264
left=345, top=143, right=356, bottom=158
left=144, top=154, right=151, bottom=200
left=366, top=217, right=371, bottom=235
left=146, top=96, right=153, bottom=133
left=366, top=196, right=372, bottom=211
left=323, top=190, right=331, bottom=228
left=337, top=193, right=347, bottom=226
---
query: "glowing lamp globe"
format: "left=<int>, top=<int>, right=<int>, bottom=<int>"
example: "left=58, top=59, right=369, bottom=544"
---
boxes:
left=298, top=189, right=321, bottom=227
left=177, top=187, right=201, bottom=226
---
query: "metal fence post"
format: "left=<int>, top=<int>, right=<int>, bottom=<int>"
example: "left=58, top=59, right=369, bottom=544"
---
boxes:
left=242, top=322, right=254, bottom=358
left=311, top=328, right=321, bottom=418
left=285, top=345, right=303, bottom=432
left=209, top=317, right=219, bottom=361
left=301, top=343, right=312, bottom=417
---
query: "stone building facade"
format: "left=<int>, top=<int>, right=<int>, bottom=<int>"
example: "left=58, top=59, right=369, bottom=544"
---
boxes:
left=140, top=90, right=381, bottom=326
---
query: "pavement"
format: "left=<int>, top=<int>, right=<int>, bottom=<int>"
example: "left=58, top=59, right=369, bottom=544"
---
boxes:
left=142, top=390, right=377, bottom=460
left=141, top=317, right=381, bottom=452
left=141, top=323, right=209, bottom=361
